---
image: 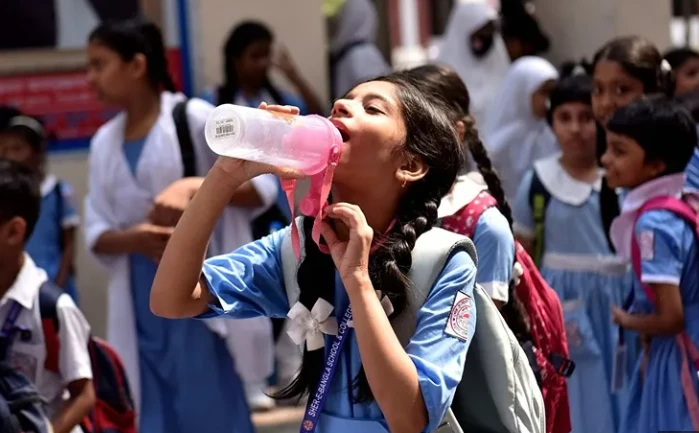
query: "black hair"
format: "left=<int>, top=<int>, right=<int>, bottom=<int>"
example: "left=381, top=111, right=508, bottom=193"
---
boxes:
left=217, top=21, right=285, bottom=105
left=546, top=74, right=593, bottom=125
left=593, top=36, right=670, bottom=96
left=607, top=96, right=696, bottom=175
left=274, top=71, right=466, bottom=403
left=664, top=47, right=699, bottom=70
left=0, top=158, right=41, bottom=239
left=0, top=106, right=22, bottom=130
left=677, top=88, right=699, bottom=123
left=404, top=63, right=533, bottom=347
left=559, top=59, right=593, bottom=79
left=89, top=17, right=176, bottom=92
left=1, top=115, right=47, bottom=155
left=500, top=0, right=550, bottom=55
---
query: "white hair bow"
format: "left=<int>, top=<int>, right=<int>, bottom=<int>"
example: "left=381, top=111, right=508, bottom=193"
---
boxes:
left=513, top=261, right=524, bottom=287
left=286, top=299, right=339, bottom=351
left=347, top=291, right=394, bottom=328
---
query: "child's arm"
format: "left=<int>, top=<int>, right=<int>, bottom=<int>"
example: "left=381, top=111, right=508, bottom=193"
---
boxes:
left=512, top=171, right=536, bottom=256
left=612, top=284, right=684, bottom=335
left=50, top=378, right=95, bottom=433
left=55, top=227, right=75, bottom=287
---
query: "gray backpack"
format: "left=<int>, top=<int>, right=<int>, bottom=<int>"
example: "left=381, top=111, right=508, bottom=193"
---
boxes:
left=281, top=218, right=545, bottom=433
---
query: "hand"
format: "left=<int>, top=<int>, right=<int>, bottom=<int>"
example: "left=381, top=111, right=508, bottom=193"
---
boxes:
left=214, top=102, right=305, bottom=181
left=273, top=46, right=299, bottom=80
left=611, top=305, right=628, bottom=327
left=148, top=179, right=199, bottom=227
left=320, top=203, right=374, bottom=285
left=128, top=223, right=174, bottom=264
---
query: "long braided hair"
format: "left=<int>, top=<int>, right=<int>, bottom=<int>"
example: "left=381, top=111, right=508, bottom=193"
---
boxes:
left=274, top=72, right=467, bottom=403
left=406, top=64, right=532, bottom=342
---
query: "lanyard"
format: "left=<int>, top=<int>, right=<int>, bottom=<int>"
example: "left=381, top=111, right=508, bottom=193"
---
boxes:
left=0, top=301, right=23, bottom=361
left=299, top=306, right=353, bottom=433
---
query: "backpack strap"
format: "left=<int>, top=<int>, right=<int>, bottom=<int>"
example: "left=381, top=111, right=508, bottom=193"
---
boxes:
left=53, top=182, right=64, bottom=251
left=599, top=177, right=620, bottom=253
left=630, top=195, right=699, bottom=430
left=528, top=170, right=551, bottom=266
left=38, top=282, right=62, bottom=373
left=328, top=40, right=370, bottom=100
left=172, top=100, right=197, bottom=178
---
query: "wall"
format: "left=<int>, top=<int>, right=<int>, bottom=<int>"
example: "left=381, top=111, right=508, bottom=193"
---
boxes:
left=534, top=0, right=672, bottom=65
left=47, top=0, right=327, bottom=337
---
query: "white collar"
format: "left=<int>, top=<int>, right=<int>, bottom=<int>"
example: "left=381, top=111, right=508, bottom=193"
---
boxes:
left=438, top=172, right=487, bottom=218
left=1, top=254, right=47, bottom=310
left=40, top=174, right=57, bottom=197
left=621, top=173, right=685, bottom=213
left=533, top=154, right=602, bottom=206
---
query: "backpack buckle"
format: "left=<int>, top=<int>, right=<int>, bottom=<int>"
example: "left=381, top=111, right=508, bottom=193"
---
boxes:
left=548, top=352, right=575, bottom=377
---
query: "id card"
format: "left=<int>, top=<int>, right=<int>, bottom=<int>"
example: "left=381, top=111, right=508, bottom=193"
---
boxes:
left=611, top=344, right=627, bottom=394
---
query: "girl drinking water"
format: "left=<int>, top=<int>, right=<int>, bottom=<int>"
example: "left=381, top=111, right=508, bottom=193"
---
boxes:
left=83, top=18, right=256, bottom=433
left=150, top=72, right=478, bottom=433
left=604, top=97, right=698, bottom=433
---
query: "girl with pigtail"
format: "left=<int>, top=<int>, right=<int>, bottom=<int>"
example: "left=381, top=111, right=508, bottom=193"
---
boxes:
left=150, top=72, right=480, bottom=433
left=409, top=64, right=572, bottom=433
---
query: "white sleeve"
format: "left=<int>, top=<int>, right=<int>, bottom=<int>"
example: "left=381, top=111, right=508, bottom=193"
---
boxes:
left=56, top=295, right=92, bottom=384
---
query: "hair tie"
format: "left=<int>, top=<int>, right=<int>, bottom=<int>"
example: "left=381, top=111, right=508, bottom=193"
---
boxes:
left=572, top=65, right=586, bottom=76
left=8, top=116, right=45, bottom=138
left=661, top=59, right=672, bottom=73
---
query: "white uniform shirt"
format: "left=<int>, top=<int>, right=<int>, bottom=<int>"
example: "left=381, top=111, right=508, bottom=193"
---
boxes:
left=0, top=254, right=92, bottom=433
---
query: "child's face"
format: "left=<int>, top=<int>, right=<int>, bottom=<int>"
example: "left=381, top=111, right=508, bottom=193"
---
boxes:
left=531, top=80, right=556, bottom=119
left=601, top=131, right=665, bottom=189
left=86, top=41, right=147, bottom=106
left=592, top=60, right=645, bottom=125
left=0, top=133, right=39, bottom=170
left=675, top=57, right=699, bottom=96
left=235, top=40, right=272, bottom=89
left=551, top=102, right=597, bottom=161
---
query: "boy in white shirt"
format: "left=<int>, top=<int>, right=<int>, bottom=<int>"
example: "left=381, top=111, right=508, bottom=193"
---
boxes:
left=0, top=159, right=94, bottom=433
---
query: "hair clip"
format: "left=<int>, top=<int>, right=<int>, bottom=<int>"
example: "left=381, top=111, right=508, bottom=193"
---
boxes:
left=8, top=116, right=45, bottom=138
left=572, top=65, right=586, bottom=76
left=661, top=59, right=672, bottom=73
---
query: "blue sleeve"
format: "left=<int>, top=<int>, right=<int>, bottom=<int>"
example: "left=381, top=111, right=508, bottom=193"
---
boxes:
left=684, top=147, right=699, bottom=194
left=200, top=228, right=290, bottom=319
left=472, top=207, right=514, bottom=302
left=282, top=92, right=308, bottom=115
left=634, top=210, right=688, bottom=286
left=58, top=181, right=80, bottom=228
left=406, top=250, right=477, bottom=433
left=198, top=88, right=217, bottom=105
left=512, top=170, right=534, bottom=238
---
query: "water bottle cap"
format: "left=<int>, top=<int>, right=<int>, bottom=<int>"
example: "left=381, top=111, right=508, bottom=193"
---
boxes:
left=299, top=197, right=319, bottom=216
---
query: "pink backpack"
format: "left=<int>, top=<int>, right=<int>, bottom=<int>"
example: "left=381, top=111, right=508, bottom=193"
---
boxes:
left=631, top=196, right=699, bottom=429
left=442, top=191, right=572, bottom=433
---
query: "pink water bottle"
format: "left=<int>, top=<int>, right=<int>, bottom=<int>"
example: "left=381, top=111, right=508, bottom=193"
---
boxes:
left=204, top=104, right=343, bottom=175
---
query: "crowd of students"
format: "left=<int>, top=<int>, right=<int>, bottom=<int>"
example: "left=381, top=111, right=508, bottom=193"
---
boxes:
left=2, top=1, right=699, bottom=433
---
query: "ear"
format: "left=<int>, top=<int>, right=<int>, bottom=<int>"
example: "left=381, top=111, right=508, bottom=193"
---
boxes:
left=455, top=120, right=466, bottom=142
left=395, top=154, right=428, bottom=186
left=2, top=217, right=27, bottom=248
left=646, top=159, right=668, bottom=179
left=129, top=53, right=149, bottom=81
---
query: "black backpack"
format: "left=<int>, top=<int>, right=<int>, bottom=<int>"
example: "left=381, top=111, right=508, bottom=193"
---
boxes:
left=172, top=99, right=289, bottom=240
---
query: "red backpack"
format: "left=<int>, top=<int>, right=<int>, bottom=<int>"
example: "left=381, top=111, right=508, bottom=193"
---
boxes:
left=442, top=191, right=573, bottom=433
left=38, top=282, right=137, bottom=433
left=630, top=196, right=699, bottom=430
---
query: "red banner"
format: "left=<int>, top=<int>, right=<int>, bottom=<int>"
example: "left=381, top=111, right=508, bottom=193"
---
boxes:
left=0, top=48, right=182, bottom=142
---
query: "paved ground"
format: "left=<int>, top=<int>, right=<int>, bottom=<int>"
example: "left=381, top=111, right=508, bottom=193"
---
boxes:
left=253, top=406, right=304, bottom=433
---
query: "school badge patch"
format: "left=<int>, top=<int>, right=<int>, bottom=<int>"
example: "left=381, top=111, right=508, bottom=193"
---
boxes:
left=445, top=291, right=472, bottom=342
left=639, top=230, right=655, bottom=260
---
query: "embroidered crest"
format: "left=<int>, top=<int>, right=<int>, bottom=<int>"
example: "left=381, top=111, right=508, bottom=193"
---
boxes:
left=303, top=420, right=314, bottom=431
left=445, top=291, right=472, bottom=342
left=638, top=230, right=655, bottom=260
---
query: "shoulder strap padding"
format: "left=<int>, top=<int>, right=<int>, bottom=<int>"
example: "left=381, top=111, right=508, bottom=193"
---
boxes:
left=38, top=281, right=62, bottom=373
left=173, top=99, right=197, bottom=178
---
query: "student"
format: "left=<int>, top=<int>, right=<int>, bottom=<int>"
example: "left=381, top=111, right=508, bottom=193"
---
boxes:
left=499, top=0, right=550, bottom=61
left=512, top=73, right=631, bottom=433
left=150, top=73, right=478, bottom=433
left=0, top=159, right=95, bottom=433
left=436, top=0, right=511, bottom=127
left=484, top=56, right=559, bottom=199
left=664, top=47, right=699, bottom=96
left=83, top=18, right=260, bottom=433
left=604, top=97, right=698, bottom=433
left=0, top=116, right=80, bottom=304
left=327, top=0, right=391, bottom=100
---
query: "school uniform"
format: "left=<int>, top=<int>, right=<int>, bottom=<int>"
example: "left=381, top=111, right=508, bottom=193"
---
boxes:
left=84, top=91, right=265, bottom=433
left=25, top=175, right=80, bottom=303
left=0, top=254, right=92, bottom=433
left=439, top=172, right=515, bottom=303
left=199, top=227, right=478, bottom=433
left=608, top=173, right=699, bottom=432
left=513, top=155, right=634, bottom=433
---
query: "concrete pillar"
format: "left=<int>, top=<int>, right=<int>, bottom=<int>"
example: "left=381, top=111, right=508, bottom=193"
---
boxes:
left=534, top=0, right=672, bottom=65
